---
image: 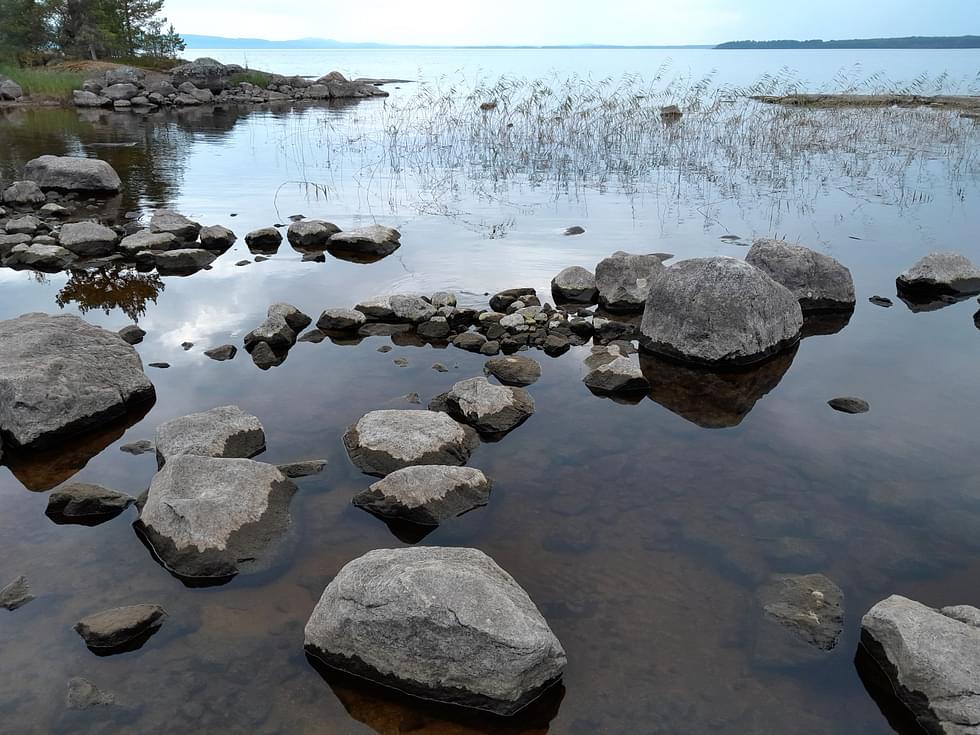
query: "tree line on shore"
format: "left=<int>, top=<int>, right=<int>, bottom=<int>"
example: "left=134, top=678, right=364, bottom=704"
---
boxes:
left=0, top=0, right=184, bottom=64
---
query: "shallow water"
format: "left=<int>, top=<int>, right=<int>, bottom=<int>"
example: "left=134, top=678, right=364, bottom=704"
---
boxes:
left=1, top=88, right=980, bottom=734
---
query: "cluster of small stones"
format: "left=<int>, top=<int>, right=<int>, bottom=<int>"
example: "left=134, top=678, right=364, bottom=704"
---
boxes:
left=72, top=60, right=388, bottom=112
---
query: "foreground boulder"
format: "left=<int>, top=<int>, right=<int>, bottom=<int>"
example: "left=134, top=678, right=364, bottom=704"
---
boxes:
left=353, top=466, right=491, bottom=526
left=896, top=252, right=980, bottom=295
left=0, top=313, right=154, bottom=449
left=595, top=252, right=666, bottom=312
left=304, top=547, right=566, bottom=715
left=746, top=239, right=856, bottom=311
left=24, top=155, right=121, bottom=192
left=154, top=405, right=265, bottom=467
left=74, top=604, right=167, bottom=653
left=136, top=455, right=296, bottom=580
left=438, top=377, right=535, bottom=435
left=861, top=595, right=980, bottom=734
left=344, top=409, right=479, bottom=476
left=640, top=257, right=803, bottom=365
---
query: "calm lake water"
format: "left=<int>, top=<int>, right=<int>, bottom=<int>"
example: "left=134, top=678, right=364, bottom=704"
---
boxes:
left=1, top=49, right=980, bottom=734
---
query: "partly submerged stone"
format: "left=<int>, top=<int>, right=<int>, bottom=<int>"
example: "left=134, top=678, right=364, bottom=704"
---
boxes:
left=0, top=313, right=154, bottom=449
left=245, top=227, right=283, bottom=253
left=4, top=243, right=75, bottom=272
left=276, top=459, right=328, bottom=478
left=73, top=604, right=167, bottom=653
left=583, top=354, right=649, bottom=395
left=287, top=219, right=340, bottom=248
left=46, top=482, right=133, bottom=520
left=58, top=221, right=119, bottom=257
left=153, top=248, right=217, bottom=274
left=551, top=266, right=598, bottom=304
left=328, top=225, right=401, bottom=257
left=753, top=573, right=844, bottom=668
left=595, top=252, right=665, bottom=312
left=439, top=376, right=535, bottom=435
left=484, top=355, right=542, bottom=387
left=0, top=575, right=34, bottom=611
left=353, top=465, right=491, bottom=526
left=154, top=404, right=265, bottom=467
left=390, top=294, right=437, bottom=324
left=827, top=396, right=869, bottom=414
left=489, top=288, right=538, bottom=313
left=198, top=224, right=236, bottom=251
left=118, top=229, right=179, bottom=254
left=746, top=239, right=856, bottom=311
left=136, top=455, right=296, bottom=580
left=640, top=257, right=803, bottom=365
left=304, top=546, right=566, bottom=715
left=343, top=409, right=479, bottom=477
left=24, top=155, right=121, bottom=192
left=861, top=595, right=980, bottom=734
left=897, top=252, right=980, bottom=295
left=149, top=210, right=201, bottom=243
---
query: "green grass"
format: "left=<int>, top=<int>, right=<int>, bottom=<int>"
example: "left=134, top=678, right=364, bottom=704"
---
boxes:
left=0, top=64, right=87, bottom=100
left=229, top=70, right=272, bottom=88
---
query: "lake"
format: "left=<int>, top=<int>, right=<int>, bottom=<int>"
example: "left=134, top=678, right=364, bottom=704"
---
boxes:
left=1, top=48, right=980, bottom=734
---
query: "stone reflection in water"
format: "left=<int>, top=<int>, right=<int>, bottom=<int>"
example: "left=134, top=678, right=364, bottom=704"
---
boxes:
left=56, top=267, right=165, bottom=322
left=799, top=308, right=853, bottom=338
left=639, top=346, right=797, bottom=428
left=3, top=398, right=154, bottom=492
left=310, top=659, right=564, bottom=735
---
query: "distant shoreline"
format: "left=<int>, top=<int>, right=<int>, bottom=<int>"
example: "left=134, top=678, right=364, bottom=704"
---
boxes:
left=716, top=36, right=980, bottom=50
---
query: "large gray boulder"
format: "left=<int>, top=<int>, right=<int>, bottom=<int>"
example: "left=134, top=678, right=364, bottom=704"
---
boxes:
left=897, top=252, right=980, bottom=295
left=245, top=227, right=282, bottom=253
left=640, top=257, right=803, bottom=365
left=595, top=251, right=666, bottom=312
left=328, top=225, right=401, bottom=258
left=102, top=83, right=139, bottom=101
left=2, top=181, right=45, bottom=207
left=136, top=455, right=297, bottom=580
left=353, top=465, right=491, bottom=526
left=170, top=57, right=232, bottom=93
left=0, top=313, right=154, bottom=449
left=149, top=210, right=201, bottom=243
left=551, top=266, right=598, bottom=303
left=24, top=155, right=121, bottom=192
left=861, top=595, right=980, bottom=734
left=344, top=409, right=479, bottom=477
left=104, top=66, right=144, bottom=86
left=58, top=221, right=119, bottom=257
left=154, top=405, right=265, bottom=467
left=440, top=376, right=535, bottom=435
left=746, top=239, right=856, bottom=311
left=304, top=547, right=566, bottom=715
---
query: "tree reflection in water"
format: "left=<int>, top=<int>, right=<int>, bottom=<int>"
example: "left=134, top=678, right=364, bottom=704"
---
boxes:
left=55, top=267, right=165, bottom=322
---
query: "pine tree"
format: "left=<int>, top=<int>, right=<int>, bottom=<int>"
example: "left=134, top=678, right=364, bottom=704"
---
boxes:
left=0, top=0, right=51, bottom=61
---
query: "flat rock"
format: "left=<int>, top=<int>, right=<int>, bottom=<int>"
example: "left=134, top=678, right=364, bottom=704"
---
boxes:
left=746, top=239, right=856, bottom=311
left=753, top=573, right=844, bottom=668
left=344, top=409, right=479, bottom=477
left=118, top=230, right=179, bottom=254
left=861, top=595, right=980, bottom=734
left=0, top=576, right=34, bottom=611
left=5, top=215, right=40, bottom=235
left=595, top=252, right=665, bottom=312
left=328, top=225, right=400, bottom=257
left=584, top=354, right=649, bottom=394
left=4, top=243, right=75, bottom=271
left=304, top=547, right=566, bottom=715
left=58, top=221, right=119, bottom=257
left=452, top=332, right=487, bottom=352
left=484, top=355, right=541, bottom=386
left=828, top=396, right=869, bottom=414
left=897, top=252, right=980, bottom=294
left=137, top=455, right=296, bottom=579
left=154, top=404, right=265, bottom=467
left=149, top=210, right=201, bottom=243
left=441, top=376, right=535, bottom=434
left=551, top=266, right=598, bottom=303
left=203, top=344, right=237, bottom=361
left=24, top=155, right=121, bottom=192
left=66, top=678, right=116, bottom=709
left=74, top=604, right=167, bottom=652
left=353, top=465, right=491, bottom=526
left=46, top=482, right=133, bottom=519
left=640, top=257, right=803, bottom=365
left=0, top=313, right=154, bottom=449
left=276, top=459, right=328, bottom=478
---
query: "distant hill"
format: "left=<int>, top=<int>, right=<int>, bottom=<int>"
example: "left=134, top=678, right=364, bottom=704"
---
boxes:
left=181, top=34, right=713, bottom=50
left=716, top=36, right=980, bottom=50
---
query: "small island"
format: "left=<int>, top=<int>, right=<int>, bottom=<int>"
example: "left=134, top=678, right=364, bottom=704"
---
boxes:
left=716, top=35, right=980, bottom=50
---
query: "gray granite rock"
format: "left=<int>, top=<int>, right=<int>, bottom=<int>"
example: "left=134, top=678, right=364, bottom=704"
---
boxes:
left=489, top=288, right=538, bottom=313
left=897, top=252, right=980, bottom=294
left=417, top=316, right=450, bottom=340
left=117, top=324, right=146, bottom=345
left=640, top=257, right=803, bottom=365
left=244, top=314, right=296, bottom=354
left=74, top=604, right=167, bottom=652
left=198, top=224, right=236, bottom=251
left=150, top=210, right=201, bottom=243
left=118, top=230, right=179, bottom=254
left=203, top=344, right=237, bottom=361
left=344, top=409, right=479, bottom=477
left=484, top=355, right=542, bottom=386
left=304, top=547, right=566, bottom=715
left=287, top=219, right=340, bottom=247
left=2, top=180, right=45, bottom=206
left=328, top=225, right=400, bottom=257
left=267, top=303, right=312, bottom=332
left=154, top=248, right=216, bottom=274
left=753, top=573, right=844, bottom=668
left=746, top=239, right=856, bottom=311
left=58, top=221, right=118, bottom=257
left=249, top=341, right=283, bottom=370
left=583, top=354, right=649, bottom=394
left=245, top=227, right=283, bottom=252
left=137, top=455, right=296, bottom=579
left=72, top=90, right=111, bottom=108
left=862, top=595, right=980, bottom=734
left=154, top=405, right=265, bottom=467
left=828, top=396, right=869, bottom=414
left=442, top=376, right=535, bottom=434
left=390, top=294, right=437, bottom=323
left=353, top=465, right=491, bottom=526
left=24, top=155, right=121, bottom=191
left=316, top=308, right=366, bottom=331
left=4, top=243, right=75, bottom=271
left=354, top=295, right=395, bottom=321
left=551, top=266, right=598, bottom=303
left=0, top=78, right=23, bottom=100
left=0, top=576, right=34, bottom=611
left=102, top=82, right=139, bottom=101
left=5, top=215, right=40, bottom=235
left=595, top=252, right=665, bottom=312
left=276, top=459, right=328, bottom=478
left=46, top=482, right=133, bottom=519
left=0, top=313, right=154, bottom=449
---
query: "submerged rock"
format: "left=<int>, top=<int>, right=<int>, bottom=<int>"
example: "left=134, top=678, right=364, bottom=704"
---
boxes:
left=753, top=574, right=844, bottom=668
left=304, top=546, right=566, bottom=715
left=343, top=409, right=479, bottom=477
left=154, top=404, right=265, bottom=467
left=46, top=482, right=133, bottom=520
left=73, top=604, right=167, bottom=653
left=0, top=575, right=34, bottom=611
left=353, top=465, right=491, bottom=526
left=276, top=459, right=328, bottom=478
left=897, top=252, right=980, bottom=295
left=0, top=313, right=154, bottom=449
left=24, top=155, right=121, bottom=192
left=136, top=455, right=296, bottom=580
left=861, top=595, right=980, bottom=734
left=551, top=266, right=598, bottom=303
left=827, top=396, right=869, bottom=414
left=484, top=355, right=542, bottom=387
left=438, top=377, right=535, bottom=435
left=746, top=239, right=856, bottom=311
left=640, top=257, right=803, bottom=365
left=595, top=252, right=665, bottom=312
left=66, top=678, right=117, bottom=709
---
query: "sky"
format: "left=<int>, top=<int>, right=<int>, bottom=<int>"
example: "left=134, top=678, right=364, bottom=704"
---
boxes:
left=163, top=0, right=979, bottom=46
